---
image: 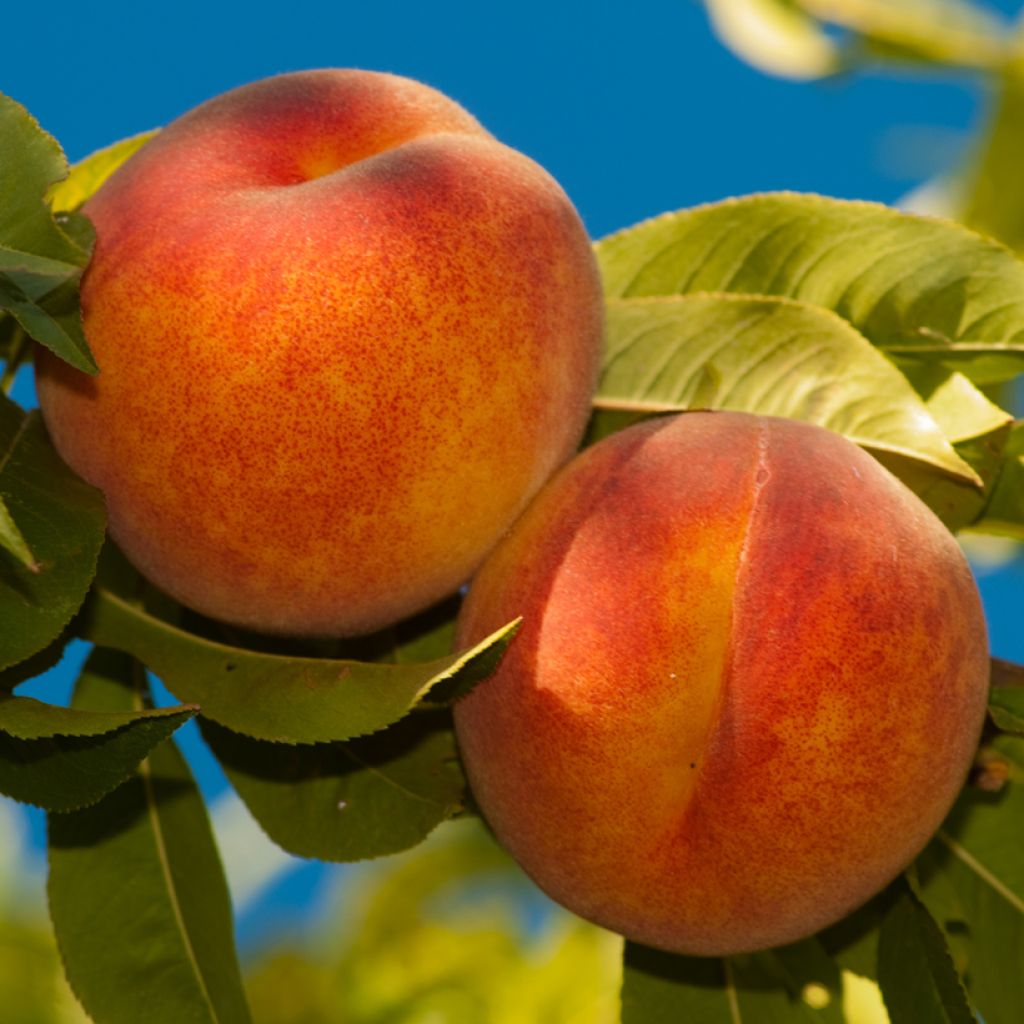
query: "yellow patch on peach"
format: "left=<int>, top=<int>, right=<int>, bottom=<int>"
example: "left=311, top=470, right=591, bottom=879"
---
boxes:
left=36, top=70, right=603, bottom=636
left=454, top=411, right=989, bottom=955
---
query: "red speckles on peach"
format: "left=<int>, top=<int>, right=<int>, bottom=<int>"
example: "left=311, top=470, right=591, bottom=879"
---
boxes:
left=36, top=69, right=603, bottom=637
left=454, top=411, right=990, bottom=956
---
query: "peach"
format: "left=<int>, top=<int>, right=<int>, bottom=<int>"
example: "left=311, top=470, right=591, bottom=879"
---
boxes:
left=454, top=411, right=990, bottom=955
left=36, top=69, right=603, bottom=636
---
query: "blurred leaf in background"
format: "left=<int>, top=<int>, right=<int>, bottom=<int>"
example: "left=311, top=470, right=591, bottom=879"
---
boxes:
left=244, top=817, right=622, bottom=1024
left=0, top=801, right=88, bottom=1024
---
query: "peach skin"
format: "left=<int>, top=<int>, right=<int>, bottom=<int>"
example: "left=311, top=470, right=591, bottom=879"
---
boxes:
left=454, top=411, right=990, bottom=955
left=36, top=69, right=603, bottom=636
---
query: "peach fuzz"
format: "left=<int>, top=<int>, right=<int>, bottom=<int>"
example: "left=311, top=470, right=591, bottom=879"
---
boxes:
left=454, top=411, right=990, bottom=955
left=36, top=69, right=603, bottom=636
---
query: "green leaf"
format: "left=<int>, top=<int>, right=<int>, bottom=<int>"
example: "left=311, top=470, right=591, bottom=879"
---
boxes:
left=798, top=0, right=1008, bottom=71
left=0, top=648, right=196, bottom=810
left=79, top=584, right=519, bottom=743
left=972, top=420, right=1024, bottom=538
left=621, top=946, right=734, bottom=1024
left=877, top=875, right=975, bottom=1024
left=820, top=894, right=887, bottom=981
left=47, top=655, right=251, bottom=1024
left=0, top=92, right=87, bottom=267
left=989, top=658, right=1024, bottom=735
left=600, top=293, right=979, bottom=485
left=0, top=247, right=83, bottom=299
left=863, top=369, right=1012, bottom=530
left=0, top=628, right=73, bottom=692
left=909, top=367, right=1013, bottom=445
left=938, top=734, right=1024, bottom=911
left=0, top=92, right=96, bottom=374
left=918, top=733, right=1024, bottom=1024
left=0, top=394, right=106, bottom=672
left=621, top=942, right=842, bottom=1022
left=595, top=193, right=1024, bottom=384
left=0, top=491, right=36, bottom=570
left=48, top=129, right=157, bottom=213
left=702, top=0, right=841, bottom=80
left=962, top=51, right=1024, bottom=255
left=0, top=274, right=95, bottom=374
left=202, top=708, right=465, bottom=862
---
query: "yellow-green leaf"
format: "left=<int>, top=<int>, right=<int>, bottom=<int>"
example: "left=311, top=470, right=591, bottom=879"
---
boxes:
left=600, top=293, right=980, bottom=485
left=596, top=193, right=1024, bottom=384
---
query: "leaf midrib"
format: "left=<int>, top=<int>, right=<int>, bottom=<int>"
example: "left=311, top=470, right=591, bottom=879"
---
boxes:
left=135, top=676, right=220, bottom=1023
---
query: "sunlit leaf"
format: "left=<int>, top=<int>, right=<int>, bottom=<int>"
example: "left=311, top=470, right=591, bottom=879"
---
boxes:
left=962, top=50, right=1024, bottom=254
left=79, top=584, right=518, bottom=743
left=908, top=367, right=1013, bottom=444
left=870, top=370, right=1012, bottom=530
left=600, top=294, right=978, bottom=484
left=703, top=0, right=840, bottom=80
left=799, top=0, right=1007, bottom=70
left=0, top=394, right=106, bottom=672
left=0, top=648, right=196, bottom=811
left=877, top=876, right=974, bottom=1023
left=202, top=709, right=464, bottom=862
left=596, top=193, right=1024, bottom=384
left=48, top=654, right=250, bottom=1024
left=49, top=129, right=157, bottom=213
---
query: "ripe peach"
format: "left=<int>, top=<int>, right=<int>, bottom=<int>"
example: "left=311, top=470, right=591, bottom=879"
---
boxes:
left=36, top=69, right=603, bottom=636
left=454, top=411, right=989, bottom=955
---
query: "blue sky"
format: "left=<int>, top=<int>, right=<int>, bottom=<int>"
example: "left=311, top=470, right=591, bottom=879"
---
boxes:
left=6, top=0, right=1024, bottom=952
left=8, top=0, right=1013, bottom=239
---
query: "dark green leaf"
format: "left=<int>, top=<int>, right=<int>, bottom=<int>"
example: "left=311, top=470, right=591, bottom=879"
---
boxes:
left=0, top=92, right=87, bottom=266
left=820, top=893, right=888, bottom=980
left=328, top=593, right=461, bottom=667
left=0, top=628, right=72, bottom=691
left=877, top=875, right=975, bottom=1023
left=600, top=294, right=978, bottom=484
left=0, top=394, right=106, bottom=671
left=621, top=945, right=734, bottom=1024
left=0, top=247, right=82, bottom=298
left=0, top=648, right=196, bottom=810
left=621, top=941, right=842, bottom=1022
left=918, top=734, right=1024, bottom=1024
left=202, top=708, right=464, bottom=862
left=48, top=656, right=251, bottom=1024
left=989, top=691, right=1024, bottom=735
left=0, top=490, right=35, bottom=569
left=595, top=193, right=1024, bottom=384
left=0, top=274, right=95, bottom=374
left=0, top=92, right=96, bottom=374
left=989, top=659, right=1024, bottom=735
left=79, top=584, right=518, bottom=743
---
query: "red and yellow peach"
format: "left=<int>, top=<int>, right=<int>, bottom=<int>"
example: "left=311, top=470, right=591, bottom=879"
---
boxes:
left=37, top=69, right=603, bottom=636
left=455, top=411, right=989, bottom=954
